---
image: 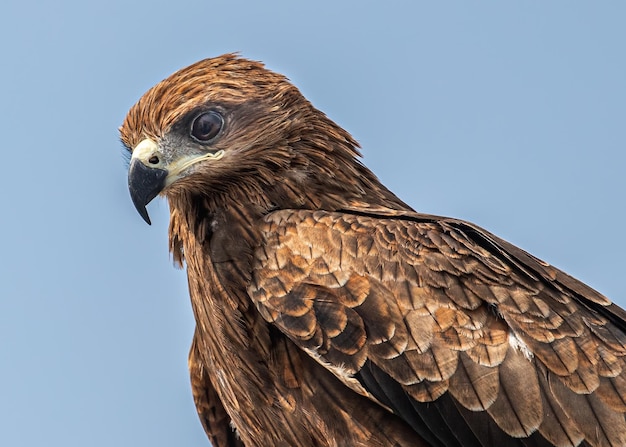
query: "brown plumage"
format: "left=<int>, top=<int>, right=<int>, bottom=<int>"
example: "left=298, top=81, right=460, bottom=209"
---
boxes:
left=121, top=54, right=626, bottom=447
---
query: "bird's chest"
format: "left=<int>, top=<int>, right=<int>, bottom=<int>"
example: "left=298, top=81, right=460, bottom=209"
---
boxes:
left=184, top=214, right=267, bottom=368
left=181, top=218, right=294, bottom=438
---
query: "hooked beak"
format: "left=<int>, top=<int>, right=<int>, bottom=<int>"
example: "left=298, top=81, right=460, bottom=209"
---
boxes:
left=127, top=138, right=225, bottom=225
left=127, top=139, right=167, bottom=225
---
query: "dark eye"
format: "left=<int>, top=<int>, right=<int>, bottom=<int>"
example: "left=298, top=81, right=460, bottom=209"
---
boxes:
left=190, top=111, right=223, bottom=142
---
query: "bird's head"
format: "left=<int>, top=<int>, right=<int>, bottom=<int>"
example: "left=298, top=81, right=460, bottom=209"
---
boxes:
left=121, top=54, right=308, bottom=224
left=121, top=54, right=406, bottom=225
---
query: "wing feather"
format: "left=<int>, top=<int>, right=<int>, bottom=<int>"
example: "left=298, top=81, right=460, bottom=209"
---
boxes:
left=249, top=209, right=626, bottom=446
left=485, top=347, right=542, bottom=437
left=448, top=352, right=500, bottom=411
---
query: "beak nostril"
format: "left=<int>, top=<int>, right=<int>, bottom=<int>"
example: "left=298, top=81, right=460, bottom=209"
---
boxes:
left=148, top=156, right=159, bottom=165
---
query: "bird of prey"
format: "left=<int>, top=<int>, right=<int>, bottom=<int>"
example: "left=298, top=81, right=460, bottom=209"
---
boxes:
left=121, top=54, right=626, bottom=447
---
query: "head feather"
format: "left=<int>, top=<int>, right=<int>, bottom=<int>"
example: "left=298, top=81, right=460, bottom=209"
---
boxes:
left=120, top=54, right=294, bottom=150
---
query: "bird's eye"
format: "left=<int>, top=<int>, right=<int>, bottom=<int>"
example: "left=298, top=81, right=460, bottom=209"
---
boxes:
left=190, top=111, right=223, bottom=142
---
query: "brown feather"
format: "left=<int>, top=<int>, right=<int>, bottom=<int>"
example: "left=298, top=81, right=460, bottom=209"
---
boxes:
left=189, top=334, right=244, bottom=447
left=485, top=347, right=542, bottom=437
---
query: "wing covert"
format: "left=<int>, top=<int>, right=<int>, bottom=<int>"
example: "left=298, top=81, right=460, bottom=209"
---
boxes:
left=249, top=209, right=626, bottom=447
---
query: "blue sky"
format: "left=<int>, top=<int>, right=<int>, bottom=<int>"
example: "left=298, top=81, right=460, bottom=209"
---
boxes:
left=1, top=1, right=625, bottom=445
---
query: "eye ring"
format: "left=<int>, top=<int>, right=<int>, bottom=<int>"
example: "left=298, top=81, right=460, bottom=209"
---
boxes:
left=190, top=111, right=223, bottom=142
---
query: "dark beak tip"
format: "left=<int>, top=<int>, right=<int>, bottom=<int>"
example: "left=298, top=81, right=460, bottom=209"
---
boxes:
left=136, top=204, right=152, bottom=225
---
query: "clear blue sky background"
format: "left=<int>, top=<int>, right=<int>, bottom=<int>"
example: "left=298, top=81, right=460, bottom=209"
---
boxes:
left=1, top=2, right=624, bottom=446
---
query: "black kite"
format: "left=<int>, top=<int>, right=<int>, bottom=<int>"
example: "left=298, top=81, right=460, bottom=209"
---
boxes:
left=121, top=54, right=626, bottom=447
